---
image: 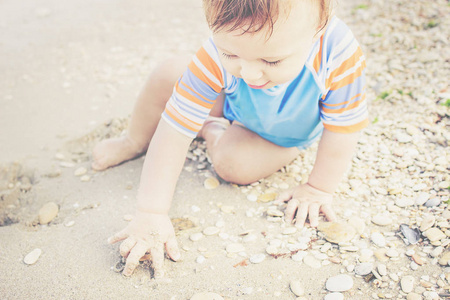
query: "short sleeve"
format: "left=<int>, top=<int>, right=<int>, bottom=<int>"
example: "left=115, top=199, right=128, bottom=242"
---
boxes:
left=161, top=38, right=225, bottom=138
left=319, top=26, right=369, bottom=133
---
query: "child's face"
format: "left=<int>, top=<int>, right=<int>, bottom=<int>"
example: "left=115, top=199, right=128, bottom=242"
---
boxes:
left=213, top=2, right=320, bottom=89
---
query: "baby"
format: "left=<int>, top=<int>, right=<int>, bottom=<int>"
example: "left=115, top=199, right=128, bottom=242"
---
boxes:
left=93, top=0, right=368, bottom=277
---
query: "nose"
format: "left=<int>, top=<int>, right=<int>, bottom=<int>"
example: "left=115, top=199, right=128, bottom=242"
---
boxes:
left=240, top=61, right=263, bottom=83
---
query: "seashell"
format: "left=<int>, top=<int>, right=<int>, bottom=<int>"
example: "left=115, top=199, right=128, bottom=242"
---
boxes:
left=399, top=224, right=421, bottom=245
left=204, top=177, right=220, bottom=189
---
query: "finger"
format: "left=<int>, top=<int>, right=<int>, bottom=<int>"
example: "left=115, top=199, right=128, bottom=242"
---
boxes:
left=295, top=202, right=309, bottom=229
left=108, top=230, right=129, bottom=244
left=119, top=237, right=137, bottom=258
left=321, top=204, right=337, bottom=222
left=275, top=191, right=293, bottom=204
left=150, top=245, right=166, bottom=278
left=308, top=203, right=320, bottom=228
left=165, top=237, right=181, bottom=261
left=284, top=199, right=299, bottom=224
left=123, top=242, right=148, bottom=277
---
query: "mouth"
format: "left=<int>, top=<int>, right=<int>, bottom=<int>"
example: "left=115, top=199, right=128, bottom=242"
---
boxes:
left=247, top=81, right=270, bottom=89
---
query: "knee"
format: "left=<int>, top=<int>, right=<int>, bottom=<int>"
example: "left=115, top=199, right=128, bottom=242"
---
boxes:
left=212, top=150, right=257, bottom=185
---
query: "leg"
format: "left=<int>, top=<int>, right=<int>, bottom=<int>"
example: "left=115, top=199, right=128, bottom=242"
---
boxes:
left=92, top=56, right=191, bottom=170
left=202, top=121, right=300, bottom=185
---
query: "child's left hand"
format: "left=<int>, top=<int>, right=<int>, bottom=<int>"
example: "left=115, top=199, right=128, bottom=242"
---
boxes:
left=275, top=183, right=337, bottom=228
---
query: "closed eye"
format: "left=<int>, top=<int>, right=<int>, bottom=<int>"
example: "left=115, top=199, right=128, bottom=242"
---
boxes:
left=263, top=59, right=281, bottom=67
left=222, top=53, right=237, bottom=59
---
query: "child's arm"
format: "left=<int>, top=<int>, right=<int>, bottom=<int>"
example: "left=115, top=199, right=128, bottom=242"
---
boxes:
left=277, top=128, right=360, bottom=228
left=108, top=119, right=192, bottom=277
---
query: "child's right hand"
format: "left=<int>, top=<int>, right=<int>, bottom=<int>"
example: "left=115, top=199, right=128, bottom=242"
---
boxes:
left=108, top=210, right=181, bottom=277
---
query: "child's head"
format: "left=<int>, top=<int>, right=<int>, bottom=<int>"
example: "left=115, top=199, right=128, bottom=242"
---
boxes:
left=203, top=0, right=333, bottom=89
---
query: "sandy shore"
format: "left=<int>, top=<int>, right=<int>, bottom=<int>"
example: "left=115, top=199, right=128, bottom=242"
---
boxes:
left=1, top=0, right=449, bottom=299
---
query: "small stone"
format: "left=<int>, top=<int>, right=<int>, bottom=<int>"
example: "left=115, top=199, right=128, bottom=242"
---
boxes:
left=438, top=252, right=450, bottom=266
left=190, top=292, right=224, bottom=300
left=38, top=202, right=59, bottom=224
left=190, top=232, right=204, bottom=242
left=220, top=205, right=235, bottom=214
left=123, top=214, right=133, bottom=221
left=326, top=274, right=354, bottom=292
left=317, top=222, right=356, bottom=243
left=246, top=194, right=258, bottom=202
left=196, top=255, right=206, bottom=264
left=355, top=262, right=373, bottom=276
left=420, top=215, right=436, bottom=232
left=226, top=243, right=245, bottom=253
left=372, top=215, right=393, bottom=226
left=406, top=293, right=422, bottom=300
left=395, top=198, right=414, bottom=208
left=439, top=181, right=450, bottom=189
left=389, top=273, right=399, bottom=282
left=377, top=264, right=387, bottom=276
left=74, top=167, right=87, bottom=176
left=374, top=248, right=389, bottom=262
left=24, top=248, right=42, bottom=265
left=415, top=193, right=430, bottom=205
left=266, top=245, right=279, bottom=255
left=289, top=280, right=304, bottom=296
left=203, top=226, right=220, bottom=236
left=242, top=234, right=257, bottom=243
left=430, top=246, right=443, bottom=258
left=400, top=275, right=415, bottom=293
left=282, top=227, right=297, bottom=235
left=324, top=293, right=344, bottom=300
left=425, top=198, right=441, bottom=207
left=371, top=232, right=386, bottom=247
left=267, top=208, right=284, bottom=217
left=249, top=253, right=265, bottom=264
left=303, top=255, right=321, bottom=269
left=292, top=251, right=308, bottom=262
left=204, top=177, right=220, bottom=190
left=80, top=175, right=90, bottom=182
left=258, top=192, right=277, bottom=203
left=411, top=254, right=424, bottom=265
left=385, top=249, right=399, bottom=258
left=64, top=220, right=75, bottom=227
left=348, top=216, right=366, bottom=234
left=424, top=228, right=446, bottom=242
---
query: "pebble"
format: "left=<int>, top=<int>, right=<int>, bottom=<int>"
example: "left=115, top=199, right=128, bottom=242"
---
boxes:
left=291, top=251, right=308, bottom=262
left=267, top=208, right=284, bottom=217
left=123, top=214, right=133, bottom=221
left=196, top=255, right=205, bottom=264
left=204, top=177, right=220, bottom=190
left=246, top=194, right=258, bottom=202
left=249, top=253, right=265, bottom=264
left=424, top=228, right=446, bottom=242
left=348, top=216, right=366, bottom=234
left=324, top=293, right=344, bottom=300
left=64, top=220, right=75, bottom=227
left=226, top=243, right=245, bottom=253
left=377, top=264, right=387, bottom=276
left=372, top=215, right=393, bottom=226
left=415, top=193, right=430, bottom=206
left=317, top=222, right=356, bottom=243
left=80, top=175, right=90, bottom=182
left=303, top=255, right=322, bottom=269
left=23, top=248, right=42, bottom=265
left=190, top=292, right=224, bottom=300
left=411, top=254, right=424, bottom=265
left=266, top=245, right=279, bottom=255
left=220, top=205, right=235, bottom=214
left=282, top=227, right=297, bottom=235
left=385, top=249, right=399, bottom=258
left=424, top=198, right=441, bottom=207
left=258, top=192, right=277, bottom=203
left=190, top=232, right=204, bottom=242
left=406, top=293, right=422, bottom=300
left=203, top=226, right=220, bottom=236
left=38, top=202, right=59, bottom=224
left=395, top=197, right=414, bottom=207
left=371, top=232, right=386, bottom=247
left=355, top=262, right=373, bottom=276
left=430, top=246, right=443, bottom=258
left=438, top=252, right=450, bottom=266
left=420, top=215, right=436, bottom=232
left=326, top=274, right=354, bottom=292
left=73, top=167, right=87, bottom=176
left=389, top=273, right=399, bottom=282
left=289, top=280, right=304, bottom=297
left=400, top=275, right=415, bottom=293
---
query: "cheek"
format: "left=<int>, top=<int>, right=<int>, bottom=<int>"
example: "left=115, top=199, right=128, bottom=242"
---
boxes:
left=219, top=59, right=240, bottom=77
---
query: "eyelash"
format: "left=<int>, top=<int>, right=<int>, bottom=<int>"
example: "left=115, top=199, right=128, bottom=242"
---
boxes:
left=221, top=53, right=281, bottom=67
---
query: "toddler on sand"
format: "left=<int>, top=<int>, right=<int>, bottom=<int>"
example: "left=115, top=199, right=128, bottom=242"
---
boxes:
left=92, top=0, right=368, bottom=277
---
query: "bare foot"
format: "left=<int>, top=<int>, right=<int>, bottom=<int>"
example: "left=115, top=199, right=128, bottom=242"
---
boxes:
left=91, top=136, right=146, bottom=171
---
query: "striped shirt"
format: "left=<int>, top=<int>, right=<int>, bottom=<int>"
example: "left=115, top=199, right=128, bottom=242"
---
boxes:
left=162, top=17, right=368, bottom=147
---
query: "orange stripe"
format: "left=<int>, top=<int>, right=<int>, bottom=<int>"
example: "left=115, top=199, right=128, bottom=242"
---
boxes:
left=323, top=118, right=369, bottom=133
left=175, top=81, right=214, bottom=109
left=196, top=47, right=224, bottom=86
left=313, top=35, right=323, bottom=73
left=180, top=80, right=215, bottom=107
left=188, top=61, right=222, bottom=93
left=327, top=47, right=363, bottom=84
left=330, top=60, right=366, bottom=91
left=322, top=90, right=365, bottom=107
left=321, top=94, right=366, bottom=114
left=164, top=104, right=201, bottom=132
